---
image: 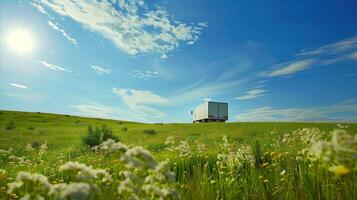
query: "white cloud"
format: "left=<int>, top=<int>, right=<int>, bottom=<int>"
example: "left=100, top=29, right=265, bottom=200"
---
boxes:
left=235, top=99, right=357, bottom=122
left=35, top=0, right=206, bottom=56
left=48, top=21, right=78, bottom=45
left=160, top=54, right=168, bottom=59
left=132, top=69, right=158, bottom=80
left=348, top=51, right=357, bottom=60
left=69, top=102, right=121, bottom=119
left=262, top=36, right=357, bottom=77
left=10, top=83, right=27, bottom=89
left=30, top=2, right=48, bottom=15
left=235, top=89, right=266, bottom=100
left=91, top=65, right=112, bottom=74
left=112, top=88, right=167, bottom=117
left=296, top=36, right=357, bottom=57
left=38, top=61, right=72, bottom=73
left=262, top=59, right=315, bottom=77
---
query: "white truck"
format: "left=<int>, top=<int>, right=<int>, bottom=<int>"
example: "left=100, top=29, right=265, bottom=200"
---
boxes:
left=191, top=101, right=228, bottom=123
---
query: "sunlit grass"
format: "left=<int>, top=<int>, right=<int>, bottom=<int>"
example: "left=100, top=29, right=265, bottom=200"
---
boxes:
left=0, top=110, right=356, bottom=199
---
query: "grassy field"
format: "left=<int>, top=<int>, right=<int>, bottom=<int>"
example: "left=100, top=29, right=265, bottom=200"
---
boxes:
left=0, top=110, right=356, bottom=199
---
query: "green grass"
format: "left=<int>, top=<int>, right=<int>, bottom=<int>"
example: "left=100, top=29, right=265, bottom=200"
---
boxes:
left=0, top=110, right=356, bottom=199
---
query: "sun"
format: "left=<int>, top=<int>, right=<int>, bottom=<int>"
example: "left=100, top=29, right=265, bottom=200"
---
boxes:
left=6, top=29, right=35, bottom=55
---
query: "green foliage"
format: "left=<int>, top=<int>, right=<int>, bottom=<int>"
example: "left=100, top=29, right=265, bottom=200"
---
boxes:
left=5, top=121, right=16, bottom=130
left=122, top=127, right=128, bottom=132
left=143, top=128, right=157, bottom=135
left=83, top=125, right=119, bottom=147
left=28, top=126, right=35, bottom=130
left=31, top=141, right=41, bottom=149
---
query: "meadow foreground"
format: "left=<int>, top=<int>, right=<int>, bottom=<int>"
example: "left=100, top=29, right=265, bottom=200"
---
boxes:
left=0, top=111, right=356, bottom=199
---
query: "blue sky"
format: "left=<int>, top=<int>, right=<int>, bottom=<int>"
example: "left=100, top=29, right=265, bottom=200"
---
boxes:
left=1, top=0, right=357, bottom=123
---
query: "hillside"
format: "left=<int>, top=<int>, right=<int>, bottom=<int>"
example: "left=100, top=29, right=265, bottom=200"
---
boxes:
left=1, top=110, right=356, bottom=199
left=1, top=110, right=354, bottom=159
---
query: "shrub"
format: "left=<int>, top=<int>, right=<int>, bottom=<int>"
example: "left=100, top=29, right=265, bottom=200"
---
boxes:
left=83, top=125, right=119, bottom=148
left=122, top=127, right=128, bottom=132
left=31, top=141, right=41, bottom=149
left=5, top=121, right=15, bottom=130
left=143, top=128, right=157, bottom=135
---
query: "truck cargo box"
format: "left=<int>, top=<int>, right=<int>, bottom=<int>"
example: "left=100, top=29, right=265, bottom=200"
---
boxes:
left=192, top=101, right=228, bottom=123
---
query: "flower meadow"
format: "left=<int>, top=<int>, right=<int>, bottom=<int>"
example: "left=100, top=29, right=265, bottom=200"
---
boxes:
left=0, top=112, right=356, bottom=199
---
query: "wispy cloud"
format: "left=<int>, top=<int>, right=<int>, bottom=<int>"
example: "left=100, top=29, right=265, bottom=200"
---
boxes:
left=235, top=89, right=267, bottom=100
left=48, top=21, right=78, bottom=45
left=235, top=99, right=357, bottom=122
left=91, top=65, right=112, bottom=74
left=10, top=83, right=27, bottom=89
left=262, top=59, right=315, bottom=77
left=296, top=37, right=357, bottom=57
left=38, top=61, right=72, bottom=73
left=112, top=88, right=167, bottom=118
left=30, top=2, right=48, bottom=15
left=132, top=70, right=158, bottom=80
left=35, top=0, right=207, bottom=57
left=262, top=36, right=357, bottom=77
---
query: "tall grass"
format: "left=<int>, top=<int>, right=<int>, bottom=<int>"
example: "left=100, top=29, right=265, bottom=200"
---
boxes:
left=0, top=111, right=356, bottom=199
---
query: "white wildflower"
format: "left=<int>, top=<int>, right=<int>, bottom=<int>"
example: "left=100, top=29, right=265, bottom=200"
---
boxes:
left=164, top=136, right=176, bottom=152
left=7, top=172, right=53, bottom=199
left=26, top=144, right=35, bottom=152
left=331, top=129, right=356, bottom=153
left=59, top=161, right=112, bottom=183
left=0, top=149, right=10, bottom=155
left=176, top=140, right=191, bottom=158
left=235, top=146, right=256, bottom=168
left=280, top=170, right=286, bottom=176
left=100, top=139, right=128, bottom=154
left=122, top=147, right=158, bottom=170
left=53, top=182, right=92, bottom=200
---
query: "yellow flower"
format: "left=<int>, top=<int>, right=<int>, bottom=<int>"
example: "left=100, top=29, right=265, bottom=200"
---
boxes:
left=329, top=165, right=350, bottom=177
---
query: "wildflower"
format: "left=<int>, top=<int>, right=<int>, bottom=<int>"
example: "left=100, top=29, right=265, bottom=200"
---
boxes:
left=164, top=136, right=177, bottom=152
left=0, top=149, right=10, bottom=155
left=280, top=170, right=286, bottom=176
left=310, top=141, right=333, bottom=161
left=7, top=172, right=53, bottom=199
left=331, top=129, right=355, bottom=153
left=122, top=147, right=158, bottom=169
left=329, top=165, right=351, bottom=177
left=263, top=179, right=269, bottom=183
left=176, top=140, right=192, bottom=158
left=235, top=146, right=255, bottom=167
left=151, top=161, right=176, bottom=182
left=59, top=161, right=112, bottom=183
left=39, top=142, right=48, bottom=156
left=53, top=182, right=92, bottom=200
left=195, top=142, right=206, bottom=155
left=100, top=139, right=128, bottom=154
left=26, top=143, right=35, bottom=152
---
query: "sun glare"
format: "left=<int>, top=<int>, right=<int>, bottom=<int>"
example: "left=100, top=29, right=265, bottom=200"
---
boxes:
left=6, top=29, right=35, bottom=55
